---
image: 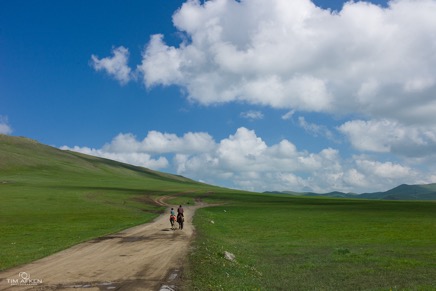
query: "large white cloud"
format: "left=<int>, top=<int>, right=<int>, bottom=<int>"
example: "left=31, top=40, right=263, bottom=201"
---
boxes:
left=134, top=0, right=436, bottom=125
left=60, top=130, right=215, bottom=170
left=102, top=131, right=216, bottom=154
left=172, top=128, right=433, bottom=192
left=91, top=0, right=436, bottom=159
left=62, top=127, right=435, bottom=193
left=338, top=119, right=436, bottom=157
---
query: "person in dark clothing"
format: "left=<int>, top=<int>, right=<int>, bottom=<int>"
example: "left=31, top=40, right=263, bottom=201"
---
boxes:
left=177, top=212, right=184, bottom=230
left=177, top=205, right=184, bottom=217
left=177, top=205, right=184, bottom=230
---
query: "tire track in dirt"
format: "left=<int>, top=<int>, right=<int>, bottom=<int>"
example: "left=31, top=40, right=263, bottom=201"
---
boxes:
left=0, top=195, right=206, bottom=291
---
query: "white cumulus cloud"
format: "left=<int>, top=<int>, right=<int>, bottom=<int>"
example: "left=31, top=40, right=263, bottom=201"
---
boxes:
left=60, top=130, right=216, bottom=169
left=102, top=131, right=216, bottom=154
left=62, top=127, right=436, bottom=193
left=134, top=0, right=436, bottom=126
left=338, top=119, right=436, bottom=157
left=91, top=46, right=133, bottom=85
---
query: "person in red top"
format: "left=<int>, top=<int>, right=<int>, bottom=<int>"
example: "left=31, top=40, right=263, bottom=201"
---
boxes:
left=169, top=208, right=177, bottom=230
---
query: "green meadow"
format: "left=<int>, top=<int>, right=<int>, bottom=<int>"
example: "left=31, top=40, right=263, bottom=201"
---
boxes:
left=187, top=193, right=436, bottom=290
left=1, top=135, right=436, bottom=290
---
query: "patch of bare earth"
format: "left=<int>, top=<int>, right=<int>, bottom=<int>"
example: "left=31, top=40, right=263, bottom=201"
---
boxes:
left=0, top=199, right=201, bottom=291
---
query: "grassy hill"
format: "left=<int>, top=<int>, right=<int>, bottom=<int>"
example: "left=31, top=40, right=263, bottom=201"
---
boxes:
left=266, top=184, right=436, bottom=201
left=361, top=183, right=436, bottom=200
left=0, top=134, right=200, bottom=186
left=0, top=134, right=225, bottom=270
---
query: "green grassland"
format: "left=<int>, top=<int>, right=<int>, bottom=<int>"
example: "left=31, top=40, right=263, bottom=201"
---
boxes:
left=1, top=135, right=436, bottom=290
left=188, top=193, right=436, bottom=290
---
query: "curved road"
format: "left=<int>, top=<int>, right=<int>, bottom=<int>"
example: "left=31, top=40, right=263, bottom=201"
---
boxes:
left=0, top=200, right=200, bottom=290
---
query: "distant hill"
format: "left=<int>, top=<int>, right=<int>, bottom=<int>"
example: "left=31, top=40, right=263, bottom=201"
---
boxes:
left=265, top=183, right=436, bottom=201
left=360, top=183, right=436, bottom=200
left=0, top=134, right=201, bottom=186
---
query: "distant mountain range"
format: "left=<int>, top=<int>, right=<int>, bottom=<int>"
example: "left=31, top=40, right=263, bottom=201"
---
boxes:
left=265, top=183, right=436, bottom=201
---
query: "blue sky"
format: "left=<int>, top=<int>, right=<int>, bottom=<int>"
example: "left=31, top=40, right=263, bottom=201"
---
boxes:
left=2, top=0, right=436, bottom=193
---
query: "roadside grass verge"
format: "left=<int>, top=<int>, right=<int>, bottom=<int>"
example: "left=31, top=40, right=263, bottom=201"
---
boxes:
left=188, top=193, right=436, bottom=290
left=1, top=183, right=155, bottom=270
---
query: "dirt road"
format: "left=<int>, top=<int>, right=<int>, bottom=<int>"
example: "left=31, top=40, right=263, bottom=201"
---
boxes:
left=0, top=202, right=199, bottom=291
